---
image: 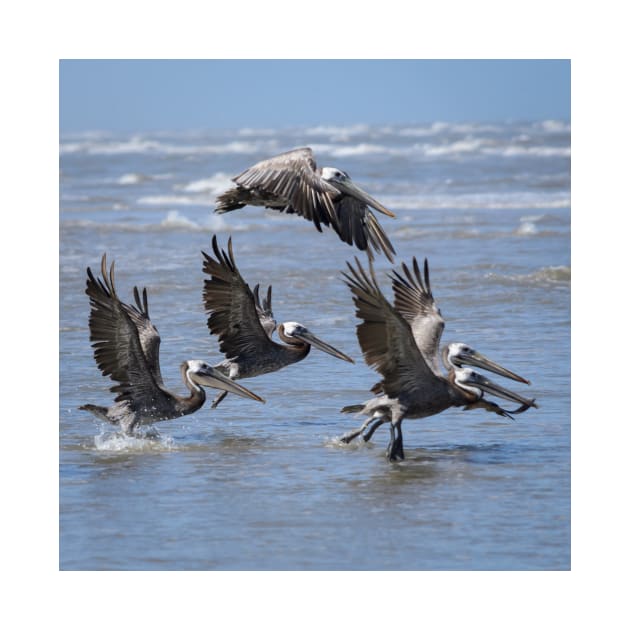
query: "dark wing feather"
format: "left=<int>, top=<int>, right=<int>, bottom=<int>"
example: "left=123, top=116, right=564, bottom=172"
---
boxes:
left=202, top=236, right=278, bottom=361
left=232, top=147, right=340, bottom=230
left=85, top=255, right=169, bottom=410
left=121, top=285, right=164, bottom=385
left=342, top=258, right=438, bottom=400
left=334, top=196, right=396, bottom=263
left=389, top=257, right=445, bottom=373
left=253, top=284, right=277, bottom=339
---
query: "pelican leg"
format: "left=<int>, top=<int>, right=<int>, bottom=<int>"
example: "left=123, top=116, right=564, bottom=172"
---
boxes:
left=386, top=423, right=397, bottom=461
left=211, top=391, right=228, bottom=409
left=386, top=420, right=405, bottom=461
left=340, top=415, right=376, bottom=443
left=362, top=417, right=387, bottom=442
left=340, top=413, right=386, bottom=444
left=339, top=425, right=364, bottom=444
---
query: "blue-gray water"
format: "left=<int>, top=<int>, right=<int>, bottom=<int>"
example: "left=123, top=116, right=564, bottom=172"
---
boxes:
left=60, top=121, right=570, bottom=570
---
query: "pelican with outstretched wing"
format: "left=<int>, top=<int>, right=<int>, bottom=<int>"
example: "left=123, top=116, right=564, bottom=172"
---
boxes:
left=79, top=254, right=265, bottom=434
left=201, top=235, right=354, bottom=408
left=340, top=257, right=537, bottom=461
left=215, top=147, right=396, bottom=262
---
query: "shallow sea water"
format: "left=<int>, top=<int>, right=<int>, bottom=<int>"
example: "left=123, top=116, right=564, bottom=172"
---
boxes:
left=60, top=122, right=570, bottom=570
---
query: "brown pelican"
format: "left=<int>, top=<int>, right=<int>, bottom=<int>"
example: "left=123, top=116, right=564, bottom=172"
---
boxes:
left=340, top=363, right=535, bottom=447
left=214, top=147, right=396, bottom=262
left=339, top=257, right=537, bottom=461
left=79, top=254, right=265, bottom=434
left=201, top=235, right=355, bottom=408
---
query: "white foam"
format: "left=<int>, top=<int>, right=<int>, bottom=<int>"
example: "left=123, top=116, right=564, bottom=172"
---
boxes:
left=160, top=210, right=200, bottom=229
left=520, top=214, right=545, bottom=223
left=137, top=195, right=213, bottom=207
left=424, top=138, right=485, bottom=156
left=487, top=266, right=571, bottom=286
left=399, top=122, right=502, bottom=137
left=382, top=191, right=570, bottom=211
left=488, top=146, right=571, bottom=158
left=177, top=172, right=233, bottom=194
left=60, top=138, right=279, bottom=156
left=304, top=124, right=370, bottom=137
left=159, top=211, right=229, bottom=232
left=516, top=221, right=539, bottom=235
left=237, top=127, right=278, bottom=136
left=326, top=143, right=396, bottom=157
left=60, top=132, right=570, bottom=163
left=93, top=429, right=176, bottom=451
left=538, top=120, right=571, bottom=133
left=62, top=211, right=233, bottom=233
left=117, top=173, right=150, bottom=185
left=308, top=139, right=569, bottom=161
left=398, top=124, right=445, bottom=137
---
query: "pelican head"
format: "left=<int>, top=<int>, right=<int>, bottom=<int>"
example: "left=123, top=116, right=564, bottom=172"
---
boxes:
left=182, top=360, right=265, bottom=403
left=278, top=322, right=354, bottom=363
left=445, top=342, right=530, bottom=384
left=320, top=167, right=395, bottom=218
left=454, top=368, right=538, bottom=408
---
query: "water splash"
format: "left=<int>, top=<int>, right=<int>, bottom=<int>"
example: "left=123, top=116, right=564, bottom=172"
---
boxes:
left=93, top=428, right=177, bottom=452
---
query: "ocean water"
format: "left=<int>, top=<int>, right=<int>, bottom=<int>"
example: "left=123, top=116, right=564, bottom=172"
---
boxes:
left=59, top=121, right=570, bottom=570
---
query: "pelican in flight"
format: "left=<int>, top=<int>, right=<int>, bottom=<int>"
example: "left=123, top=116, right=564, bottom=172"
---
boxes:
left=215, top=147, right=396, bottom=262
left=339, top=257, right=537, bottom=461
left=201, top=235, right=355, bottom=408
left=79, top=254, right=265, bottom=434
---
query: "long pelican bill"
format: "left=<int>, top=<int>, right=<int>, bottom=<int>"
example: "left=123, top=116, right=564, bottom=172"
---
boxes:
left=195, top=366, right=266, bottom=404
left=470, top=372, right=538, bottom=409
left=458, top=348, right=530, bottom=384
left=291, top=330, right=355, bottom=363
left=337, top=179, right=396, bottom=218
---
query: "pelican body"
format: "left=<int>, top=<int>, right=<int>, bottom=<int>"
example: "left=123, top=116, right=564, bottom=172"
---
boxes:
left=340, top=257, right=537, bottom=461
left=202, top=235, right=354, bottom=407
left=215, top=147, right=396, bottom=262
left=79, top=254, right=265, bottom=434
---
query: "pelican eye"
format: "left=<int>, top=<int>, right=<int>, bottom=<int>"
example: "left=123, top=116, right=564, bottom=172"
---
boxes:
left=283, top=322, right=306, bottom=337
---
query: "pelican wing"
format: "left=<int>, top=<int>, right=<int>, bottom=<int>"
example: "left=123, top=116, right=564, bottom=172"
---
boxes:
left=334, top=196, right=396, bottom=262
left=232, top=147, right=340, bottom=231
left=389, top=257, right=445, bottom=374
left=252, top=284, right=276, bottom=339
left=342, top=258, right=439, bottom=400
left=122, top=284, right=164, bottom=386
left=85, top=255, right=169, bottom=410
left=202, top=236, right=278, bottom=361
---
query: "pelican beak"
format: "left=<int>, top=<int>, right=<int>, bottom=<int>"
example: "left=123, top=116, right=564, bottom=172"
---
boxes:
left=336, top=179, right=396, bottom=218
left=458, top=349, right=530, bottom=384
left=473, top=373, right=538, bottom=409
left=195, top=367, right=265, bottom=404
left=291, top=330, right=355, bottom=363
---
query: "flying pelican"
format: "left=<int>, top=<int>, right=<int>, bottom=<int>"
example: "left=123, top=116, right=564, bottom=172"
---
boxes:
left=339, top=257, right=537, bottom=461
left=201, top=235, right=355, bottom=408
left=214, top=147, right=397, bottom=262
left=79, top=254, right=265, bottom=434
left=340, top=362, right=535, bottom=447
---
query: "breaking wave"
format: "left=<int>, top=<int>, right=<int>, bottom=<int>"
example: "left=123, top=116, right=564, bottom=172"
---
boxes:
left=62, top=212, right=234, bottom=233
left=59, top=122, right=570, bottom=161
left=383, top=191, right=570, bottom=211
left=487, top=266, right=571, bottom=287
